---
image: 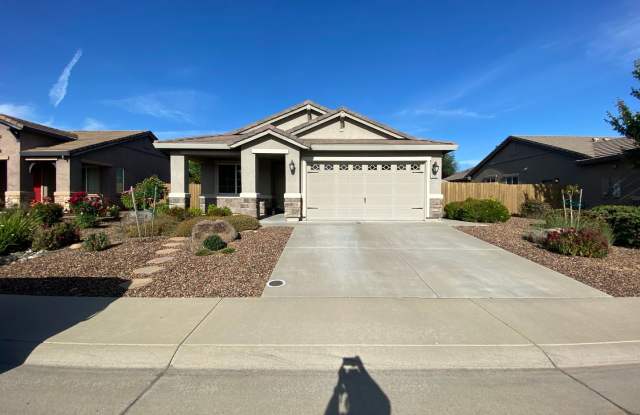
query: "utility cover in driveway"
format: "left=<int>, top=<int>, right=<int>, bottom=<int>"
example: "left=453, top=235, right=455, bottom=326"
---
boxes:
left=264, top=223, right=609, bottom=298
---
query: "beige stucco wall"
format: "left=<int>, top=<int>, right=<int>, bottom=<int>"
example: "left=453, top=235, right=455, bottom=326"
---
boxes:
left=245, top=108, right=323, bottom=133
left=297, top=117, right=394, bottom=140
left=240, top=135, right=301, bottom=195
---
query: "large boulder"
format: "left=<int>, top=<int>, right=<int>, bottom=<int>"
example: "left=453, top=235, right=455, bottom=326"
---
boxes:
left=191, top=220, right=237, bottom=251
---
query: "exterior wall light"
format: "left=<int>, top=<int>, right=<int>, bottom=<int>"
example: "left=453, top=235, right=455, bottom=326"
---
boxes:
left=289, top=159, right=296, bottom=174
left=431, top=161, right=440, bottom=177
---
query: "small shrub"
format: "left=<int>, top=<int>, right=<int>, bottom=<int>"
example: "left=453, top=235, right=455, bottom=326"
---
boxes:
left=121, top=176, right=167, bottom=210
left=202, top=234, right=227, bottom=251
left=69, top=192, right=104, bottom=216
left=83, top=232, right=110, bottom=251
left=220, top=247, right=235, bottom=254
left=207, top=205, right=232, bottom=217
left=444, top=201, right=464, bottom=219
left=167, top=207, right=188, bottom=221
left=543, top=228, right=609, bottom=258
left=589, top=205, right=640, bottom=248
left=223, top=215, right=261, bottom=232
left=30, top=202, right=64, bottom=226
left=106, top=204, right=121, bottom=218
left=32, top=222, right=80, bottom=251
left=187, top=207, right=203, bottom=217
left=542, top=210, right=614, bottom=244
left=155, top=202, right=170, bottom=216
left=0, top=209, right=38, bottom=255
left=520, top=199, right=551, bottom=219
left=123, top=215, right=178, bottom=237
left=443, top=198, right=510, bottom=223
left=195, top=248, right=213, bottom=256
left=75, top=212, right=98, bottom=229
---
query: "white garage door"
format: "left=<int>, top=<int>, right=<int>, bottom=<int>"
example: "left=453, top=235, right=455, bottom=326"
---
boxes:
left=305, top=161, right=425, bottom=221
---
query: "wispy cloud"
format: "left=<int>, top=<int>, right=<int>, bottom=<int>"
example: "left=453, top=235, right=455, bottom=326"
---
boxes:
left=400, top=107, right=496, bottom=119
left=587, top=14, right=640, bottom=63
left=82, top=117, right=107, bottom=130
left=155, top=129, right=222, bottom=140
left=103, top=90, right=211, bottom=123
left=0, top=103, right=36, bottom=118
left=49, top=49, right=83, bottom=107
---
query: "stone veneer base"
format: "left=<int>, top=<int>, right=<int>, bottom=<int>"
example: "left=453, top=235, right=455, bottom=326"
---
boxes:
left=429, top=198, right=443, bottom=219
left=284, top=197, right=302, bottom=221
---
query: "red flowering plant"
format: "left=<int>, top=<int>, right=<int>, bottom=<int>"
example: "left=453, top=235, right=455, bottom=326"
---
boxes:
left=68, top=192, right=105, bottom=228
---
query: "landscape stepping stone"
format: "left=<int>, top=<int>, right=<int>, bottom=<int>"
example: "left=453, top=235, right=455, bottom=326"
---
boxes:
left=168, top=237, right=188, bottom=242
left=147, top=256, right=174, bottom=265
left=119, top=278, right=153, bottom=290
left=162, top=242, right=183, bottom=248
left=155, top=248, right=179, bottom=255
left=69, top=243, right=83, bottom=250
left=133, top=265, right=164, bottom=275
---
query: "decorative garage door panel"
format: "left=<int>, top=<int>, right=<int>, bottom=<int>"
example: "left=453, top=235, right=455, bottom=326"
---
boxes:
left=306, top=162, right=425, bottom=220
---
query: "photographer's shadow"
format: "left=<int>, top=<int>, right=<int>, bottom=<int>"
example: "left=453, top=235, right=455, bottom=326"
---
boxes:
left=325, top=356, right=391, bottom=415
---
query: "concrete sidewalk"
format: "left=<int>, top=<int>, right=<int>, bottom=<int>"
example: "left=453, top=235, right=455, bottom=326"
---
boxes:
left=1, top=295, right=639, bottom=371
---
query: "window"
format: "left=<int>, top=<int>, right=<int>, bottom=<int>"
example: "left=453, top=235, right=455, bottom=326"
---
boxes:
left=410, top=163, right=421, bottom=171
left=482, top=176, right=497, bottom=183
left=353, top=164, right=362, bottom=171
left=368, top=164, right=378, bottom=171
left=115, top=168, right=125, bottom=193
left=339, top=164, right=349, bottom=171
left=324, top=164, right=334, bottom=171
left=310, top=163, right=320, bottom=171
left=397, top=164, right=406, bottom=171
left=82, top=166, right=101, bottom=194
left=501, top=175, right=519, bottom=185
left=219, top=164, right=241, bottom=194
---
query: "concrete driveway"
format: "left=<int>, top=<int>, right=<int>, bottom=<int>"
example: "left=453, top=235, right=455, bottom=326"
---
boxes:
left=264, top=222, right=608, bottom=298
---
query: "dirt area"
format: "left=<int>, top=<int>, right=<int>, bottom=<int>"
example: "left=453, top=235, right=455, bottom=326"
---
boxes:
left=458, top=217, right=640, bottom=297
left=0, top=227, right=293, bottom=297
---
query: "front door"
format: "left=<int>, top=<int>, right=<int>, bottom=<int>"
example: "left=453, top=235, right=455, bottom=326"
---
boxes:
left=32, top=165, right=43, bottom=202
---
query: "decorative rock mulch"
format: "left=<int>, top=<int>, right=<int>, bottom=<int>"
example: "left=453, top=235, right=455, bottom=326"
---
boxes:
left=0, top=227, right=293, bottom=298
left=458, top=217, right=640, bottom=297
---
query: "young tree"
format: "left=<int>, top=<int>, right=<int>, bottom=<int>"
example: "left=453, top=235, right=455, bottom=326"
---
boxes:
left=442, top=152, right=458, bottom=178
left=606, top=59, right=640, bottom=145
left=188, top=160, right=201, bottom=184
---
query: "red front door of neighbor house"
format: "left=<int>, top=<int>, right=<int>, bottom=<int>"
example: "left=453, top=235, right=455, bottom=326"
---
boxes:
left=32, top=165, right=43, bottom=203
left=31, top=163, right=55, bottom=203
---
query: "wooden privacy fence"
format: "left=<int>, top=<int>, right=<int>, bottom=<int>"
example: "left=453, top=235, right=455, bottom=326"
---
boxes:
left=442, top=182, right=561, bottom=214
left=189, top=183, right=201, bottom=207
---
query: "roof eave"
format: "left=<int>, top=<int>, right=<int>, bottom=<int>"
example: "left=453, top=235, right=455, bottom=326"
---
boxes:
left=153, top=142, right=230, bottom=150
left=309, top=143, right=458, bottom=151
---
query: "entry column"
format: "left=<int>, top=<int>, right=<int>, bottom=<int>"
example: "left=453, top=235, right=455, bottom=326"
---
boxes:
left=284, top=149, right=302, bottom=221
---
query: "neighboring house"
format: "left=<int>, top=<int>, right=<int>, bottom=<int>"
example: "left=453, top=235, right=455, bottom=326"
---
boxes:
left=0, top=114, right=169, bottom=207
left=155, top=100, right=457, bottom=221
left=444, top=168, right=472, bottom=182
left=466, top=135, right=639, bottom=206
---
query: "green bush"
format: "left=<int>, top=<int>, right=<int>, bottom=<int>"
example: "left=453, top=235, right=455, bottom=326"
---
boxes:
left=542, top=211, right=614, bottom=245
left=207, top=205, right=232, bottom=217
left=187, top=207, right=203, bottom=217
left=123, top=215, right=178, bottom=238
left=83, top=232, right=110, bottom=251
left=167, top=207, right=188, bottom=221
left=202, top=234, right=227, bottom=251
left=443, top=201, right=464, bottom=220
left=75, top=212, right=98, bottom=229
left=121, top=176, right=167, bottom=210
left=543, top=228, right=609, bottom=258
left=220, top=247, right=235, bottom=254
left=32, top=222, right=80, bottom=251
left=443, top=198, right=510, bottom=223
left=0, top=209, right=38, bottom=255
left=30, top=202, right=64, bottom=226
left=195, top=248, right=213, bottom=256
left=223, top=214, right=261, bottom=232
left=155, top=202, right=170, bottom=216
left=589, top=205, right=640, bottom=248
left=106, top=204, right=120, bottom=218
left=520, top=199, right=551, bottom=219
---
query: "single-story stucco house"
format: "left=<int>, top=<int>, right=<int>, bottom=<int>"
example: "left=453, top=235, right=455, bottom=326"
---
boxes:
left=457, top=135, right=639, bottom=207
left=0, top=114, right=169, bottom=207
left=155, top=100, right=457, bottom=221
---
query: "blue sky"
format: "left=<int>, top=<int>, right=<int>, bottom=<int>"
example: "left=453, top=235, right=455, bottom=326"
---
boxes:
left=1, top=0, right=639, bottom=170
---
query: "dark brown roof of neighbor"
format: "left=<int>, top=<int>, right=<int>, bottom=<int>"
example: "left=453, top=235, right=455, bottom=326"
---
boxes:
left=512, top=135, right=632, bottom=158
left=444, top=168, right=472, bottom=181
left=21, top=130, right=152, bottom=155
left=0, top=113, right=77, bottom=140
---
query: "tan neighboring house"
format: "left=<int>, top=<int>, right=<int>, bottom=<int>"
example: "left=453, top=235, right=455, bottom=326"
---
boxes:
left=462, top=135, right=639, bottom=207
left=155, top=100, right=457, bottom=221
left=0, top=114, right=169, bottom=207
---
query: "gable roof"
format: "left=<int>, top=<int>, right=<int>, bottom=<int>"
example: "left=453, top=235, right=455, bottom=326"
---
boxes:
left=444, top=168, right=472, bottom=181
left=20, top=130, right=154, bottom=156
left=0, top=113, right=77, bottom=141
left=155, top=100, right=457, bottom=151
left=468, top=135, right=636, bottom=177
left=230, top=100, right=330, bottom=134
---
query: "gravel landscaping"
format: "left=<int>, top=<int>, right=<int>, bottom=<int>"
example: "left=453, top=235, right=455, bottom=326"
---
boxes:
left=0, top=227, right=292, bottom=297
left=458, top=217, right=640, bottom=297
